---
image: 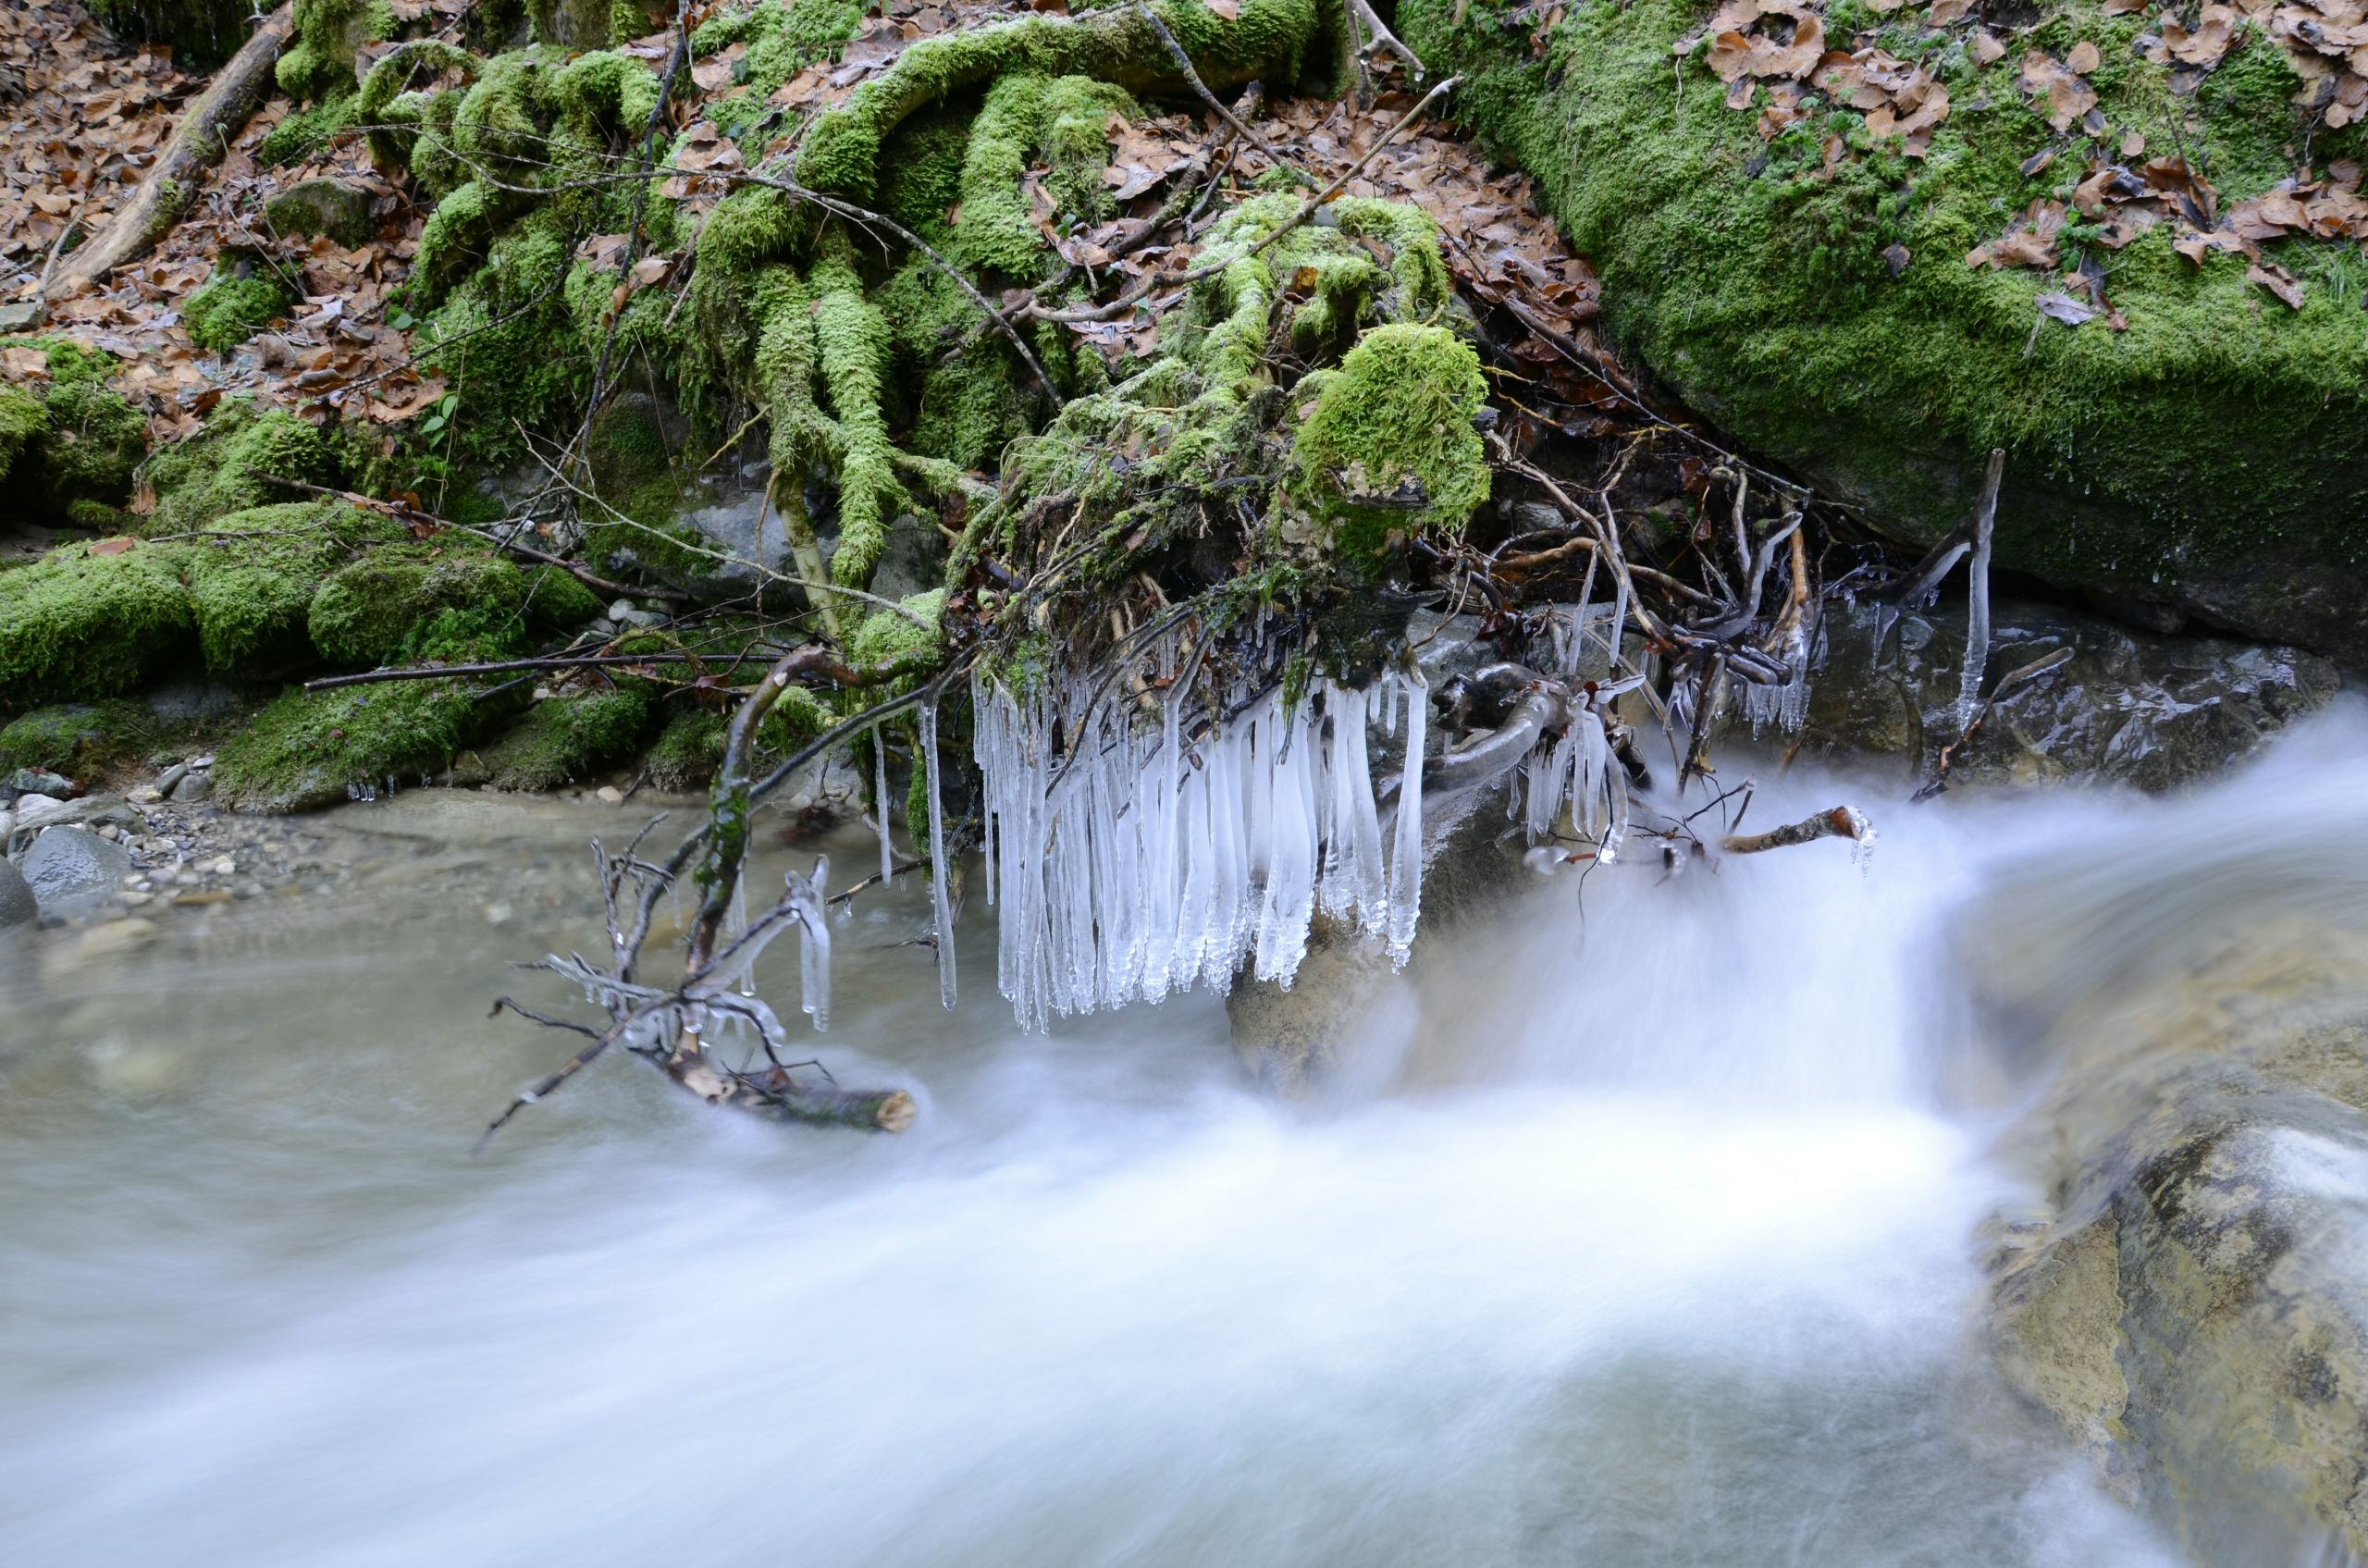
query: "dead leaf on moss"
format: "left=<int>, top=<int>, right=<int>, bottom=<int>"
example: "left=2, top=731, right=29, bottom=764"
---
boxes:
left=1970, top=29, right=2006, bottom=65
left=2249, top=258, right=2307, bottom=306
left=2019, top=51, right=2100, bottom=132
left=2067, top=40, right=2103, bottom=74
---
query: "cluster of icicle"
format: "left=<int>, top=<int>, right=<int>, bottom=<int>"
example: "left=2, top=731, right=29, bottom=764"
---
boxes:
left=1738, top=625, right=1813, bottom=736
left=970, top=651, right=1428, bottom=1031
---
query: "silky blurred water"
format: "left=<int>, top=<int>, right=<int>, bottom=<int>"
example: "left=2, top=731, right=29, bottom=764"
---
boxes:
left=14, top=705, right=2356, bottom=1566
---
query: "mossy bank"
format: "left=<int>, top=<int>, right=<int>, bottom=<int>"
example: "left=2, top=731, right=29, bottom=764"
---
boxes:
left=1403, top=0, right=2368, bottom=660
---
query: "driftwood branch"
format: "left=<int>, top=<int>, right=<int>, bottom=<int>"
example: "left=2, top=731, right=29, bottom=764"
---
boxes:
left=56, top=6, right=292, bottom=285
left=1720, top=805, right=1872, bottom=855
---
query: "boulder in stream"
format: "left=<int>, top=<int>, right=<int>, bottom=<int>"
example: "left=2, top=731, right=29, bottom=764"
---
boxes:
left=1794, top=599, right=2338, bottom=793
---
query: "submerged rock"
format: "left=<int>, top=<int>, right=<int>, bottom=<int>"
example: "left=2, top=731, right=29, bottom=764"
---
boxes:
left=1794, top=598, right=2338, bottom=792
left=1986, top=920, right=2368, bottom=1560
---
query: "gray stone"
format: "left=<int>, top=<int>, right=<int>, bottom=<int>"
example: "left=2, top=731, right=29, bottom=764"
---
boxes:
left=868, top=512, right=946, bottom=607
left=169, top=770, right=214, bottom=804
left=0, top=301, right=43, bottom=332
left=20, top=826, right=132, bottom=919
left=0, top=858, right=36, bottom=931
left=1792, top=597, right=2339, bottom=793
left=262, top=177, right=375, bottom=248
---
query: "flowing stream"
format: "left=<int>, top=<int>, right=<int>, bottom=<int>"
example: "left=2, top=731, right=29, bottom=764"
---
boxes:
left=12, top=710, right=2365, bottom=1565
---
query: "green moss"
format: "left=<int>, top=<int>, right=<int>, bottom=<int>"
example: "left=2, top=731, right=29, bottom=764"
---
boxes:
left=278, top=0, right=388, bottom=100
left=796, top=0, right=1331, bottom=202
left=144, top=401, right=340, bottom=532
left=215, top=678, right=486, bottom=810
left=0, top=539, right=196, bottom=707
left=18, top=343, right=147, bottom=520
left=955, top=74, right=1137, bottom=279
left=306, top=546, right=531, bottom=665
left=1288, top=324, right=1489, bottom=569
left=481, top=683, right=654, bottom=788
left=0, top=387, right=45, bottom=486
left=1400, top=0, right=2368, bottom=645
left=810, top=253, right=907, bottom=589
left=640, top=704, right=728, bottom=790
left=180, top=501, right=403, bottom=674
left=847, top=586, right=945, bottom=672
left=520, top=564, right=607, bottom=627
left=258, top=98, right=355, bottom=167
left=0, top=701, right=151, bottom=774
left=185, top=263, right=296, bottom=352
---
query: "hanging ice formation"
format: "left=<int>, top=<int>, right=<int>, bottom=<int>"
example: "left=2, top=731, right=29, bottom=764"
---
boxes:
left=1737, top=625, right=1813, bottom=736
left=971, top=645, right=1433, bottom=1031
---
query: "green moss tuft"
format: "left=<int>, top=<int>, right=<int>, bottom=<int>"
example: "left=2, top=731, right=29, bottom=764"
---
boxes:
left=640, top=704, right=728, bottom=790
left=306, top=547, right=533, bottom=666
left=1288, top=323, right=1489, bottom=570
left=0, top=387, right=45, bottom=486
left=0, top=701, right=152, bottom=775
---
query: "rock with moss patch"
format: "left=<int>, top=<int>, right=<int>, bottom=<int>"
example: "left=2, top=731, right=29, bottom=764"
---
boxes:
left=480, top=684, right=654, bottom=790
left=263, top=177, right=376, bottom=248
left=638, top=705, right=727, bottom=790
left=0, top=701, right=155, bottom=776
left=14, top=340, right=147, bottom=524
left=0, top=539, right=197, bottom=706
left=306, top=548, right=532, bottom=666
left=1404, top=0, right=2368, bottom=660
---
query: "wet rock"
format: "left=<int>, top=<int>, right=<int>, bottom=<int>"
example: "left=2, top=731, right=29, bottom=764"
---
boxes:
left=1794, top=598, right=2338, bottom=793
left=20, top=825, right=134, bottom=919
left=168, top=770, right=214, bottom=804
left=1226, top=914, right=1398, bottom=1094
left=15, top=793, right=69, bottom=827
left=0, top=858, right=35, bottom=931
left=6, top=768, right=77, bottom=802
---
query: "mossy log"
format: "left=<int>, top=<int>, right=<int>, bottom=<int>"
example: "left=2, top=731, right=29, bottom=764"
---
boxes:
left=1401, top=0, right=2368, bottom=661
left=57, top=4, right=294, bottom=287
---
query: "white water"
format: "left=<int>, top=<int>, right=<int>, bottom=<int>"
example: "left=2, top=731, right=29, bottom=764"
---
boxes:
left=12, top=710, right=2359, bottom=1565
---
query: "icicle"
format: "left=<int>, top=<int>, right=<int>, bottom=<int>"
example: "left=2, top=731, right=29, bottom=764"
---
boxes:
left=872, top=725, right=895, bottom=883
left=796, top=856, right=832, bottom=1030
left=730, top=871, right=756, bottom=996
left=920, top=698, right=957, bottom=1011
left=1386, top=666, right=1426, bottom=966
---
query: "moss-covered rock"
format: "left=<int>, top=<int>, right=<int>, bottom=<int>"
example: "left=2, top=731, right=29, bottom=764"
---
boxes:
left=1403, top=0, right=2368, bottom=660
left=0, top=386, right=46, bottom=486
left=214, top=678, right=487, bottom=809
left=182, top=501, right=408, bottom=673
left=480, top=683, right=655, bottom=788
left=639, top=704, right=727, bottom=790
left=13, top=340, right=148, bottom=525
left=182, top=260, right=296, bottom=352
left=306, top=547, right=533, bottom=666
left=143, top=401, right=341, bottom=531
left=0, top=539, right=196, bottom=708
left=263, top=177, right=377, bottom=247
left=0, top=701, right=153, bottom=775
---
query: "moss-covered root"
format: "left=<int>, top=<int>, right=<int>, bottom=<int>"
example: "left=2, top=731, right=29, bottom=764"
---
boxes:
left=214, top=679, right=492, bottom=810
left=796, top=0, right=1337, bottom=201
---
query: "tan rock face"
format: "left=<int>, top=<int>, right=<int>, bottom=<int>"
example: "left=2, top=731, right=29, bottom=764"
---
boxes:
left=1984, top=920, right=2368, bottom=1559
